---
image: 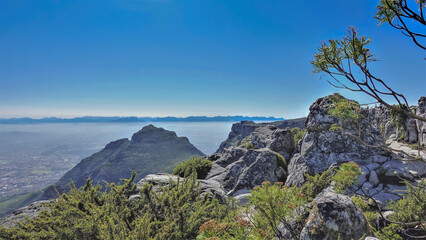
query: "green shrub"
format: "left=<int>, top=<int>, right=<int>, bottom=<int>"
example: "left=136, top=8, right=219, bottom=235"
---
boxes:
left=352, top=195, right=378, bottom=229
left=245, top=142, right=254, bottom=149
left=409, top=143, right=422, bottom=150
left=390, top=105, right=408, bottom=131
left=352, top=179, right=426, bottom=240
left=332, top=161, right=363, bottom=194
left=328, top=93, right=363, bottom=123
left=0, top=172, right=228, bottom=240
left=375, top=223, right=403, bottom=240
left=248, top=181, right=308, bottom=239
left=196, top=215, right=268, bottom=240
left=240, top=135, right=252, bottom=146
left=172, top=157, right=213, bottom=179
left=300, top=167, right=334, bottom=200
left=386, top=178, right=426, bottom=232
left=291, top=127, right=306, bottom=149
left=275, top=153, right=286, bottom=170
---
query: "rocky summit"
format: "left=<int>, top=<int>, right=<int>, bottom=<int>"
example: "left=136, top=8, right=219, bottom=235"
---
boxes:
left=206, top=125, right=294, bottom=196
left=216, top=118, right=305, bottom=153
left=40, top=124, right=204, bottom=199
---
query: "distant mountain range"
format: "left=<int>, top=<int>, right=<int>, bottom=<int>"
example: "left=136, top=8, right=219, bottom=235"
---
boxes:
left=0, top=116, right=284, bottom=124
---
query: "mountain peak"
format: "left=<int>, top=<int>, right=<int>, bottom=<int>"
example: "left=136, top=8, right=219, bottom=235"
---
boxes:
left=131, top=125, right=178, bottom=143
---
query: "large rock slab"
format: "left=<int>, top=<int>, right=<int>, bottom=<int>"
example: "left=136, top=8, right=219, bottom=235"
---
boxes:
left=300, top=187, right=369, bottom=240
left=0, top=200, right=54, bottom=227
left=136, top=173, right=226, bottom=201
left=216, top=118, right=305, bottom=153
left=250, top=125, right=295, bottom=160
left=206, top=147, right=286, bottom=196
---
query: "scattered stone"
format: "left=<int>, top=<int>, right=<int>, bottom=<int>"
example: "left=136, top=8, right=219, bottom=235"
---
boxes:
left=369, top=170, right=380, bottom=187
left=0, top=200, right=54, bottom=227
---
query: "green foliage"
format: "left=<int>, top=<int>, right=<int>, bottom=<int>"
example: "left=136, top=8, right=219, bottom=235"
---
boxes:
left=240, top=135, right=252, bottom=146
left=275, top=153, right=286, bottom=171
left=246, top=142, right=255, bottom=149
left=247, top=181, right=308, bottom=239
left=409, top=143, right=420, bottom=150
left=311, top=27, right=376, bottom=75
left=332, top=161, right=363, bottom=194
left=352, top=179, right=426, bottom=240
left=2, top=163, right=420, bottom=240
left=328, top=93, right=362, bottom=123
left=196, top=163, right=364, bottom=239
left=390, top=104, right=408, bottom=131
left=387, top=178, right=426, bottom=229
left=300, top=167, right=334, bottom=200
left=172, top=156, right=213, bottom=179
left=375, top=223, right=403, bottom=240
left=0, top=171, right=228, bottom=240
left=132, top=174, right=229, bottom=240
left=196, top=216, right=268, bottom=240
left=375, top=0, right=401, bottom=26
left=352, top=195, right=378, bottom=229
left=291, top=127, right=306, bottom=149
left=329, top=123, right=343, bottom=132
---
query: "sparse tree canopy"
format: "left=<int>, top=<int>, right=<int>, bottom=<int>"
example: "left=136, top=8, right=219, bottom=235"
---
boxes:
left=376, top=0, right=425, bottom=50
left=311, top=0, right=426, bottom=122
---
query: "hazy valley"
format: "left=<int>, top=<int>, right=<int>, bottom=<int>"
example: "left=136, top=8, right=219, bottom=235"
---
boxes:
left=0, top=122, right=234, bottom=199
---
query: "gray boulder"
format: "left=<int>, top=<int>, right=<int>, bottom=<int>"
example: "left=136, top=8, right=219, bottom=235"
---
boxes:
left=216, top=118, right=306, bottom=153
left=415, top=96, right=426, bottom=147
left=207, top=123, right=296, bottom=196
left=216, top=121, right=263, bottom=153
left=300, top=187, right=369, bottom=240
left=250, top=125, right=295, bottom=160
left=1, top=200, right=54, bottom=227
left=136, top=173, right=226, bottom=201
left=206, top=147, right=287, bottom=196
left=286, top=94, right=384, bottom=186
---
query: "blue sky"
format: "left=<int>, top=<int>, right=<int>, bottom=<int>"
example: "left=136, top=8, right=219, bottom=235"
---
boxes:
left=0, top=0, right=424, bottom=118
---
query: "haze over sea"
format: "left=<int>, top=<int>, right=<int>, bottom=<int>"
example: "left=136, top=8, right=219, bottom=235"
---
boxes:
left=0, top=122, right=233, bottom=198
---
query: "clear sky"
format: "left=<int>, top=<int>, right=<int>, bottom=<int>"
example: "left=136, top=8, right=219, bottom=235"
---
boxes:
left=0, top=0, right=424, bottom=119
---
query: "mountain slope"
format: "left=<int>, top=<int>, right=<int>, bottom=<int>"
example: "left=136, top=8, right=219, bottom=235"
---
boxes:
left=41, top=124, right=204, bottom=199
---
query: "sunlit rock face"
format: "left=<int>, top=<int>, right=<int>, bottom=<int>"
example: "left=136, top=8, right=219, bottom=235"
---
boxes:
left=285, top=94, right=425, bottom=205
left=216, top=118, right=305, bottom=153
left=207, top=125, right=295, bottom=196
left=285, top=94, right=384, bottom=187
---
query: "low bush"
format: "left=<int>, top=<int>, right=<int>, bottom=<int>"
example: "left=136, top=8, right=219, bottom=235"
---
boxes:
left=291, top=127, right=306, bottom=150
left=172, top=157, right=213, bottom=179
left=0, top=172, right=228, bottom=240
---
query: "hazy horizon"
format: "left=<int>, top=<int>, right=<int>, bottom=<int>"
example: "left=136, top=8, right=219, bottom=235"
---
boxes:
left=0, top=114, right=288, bottom=120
